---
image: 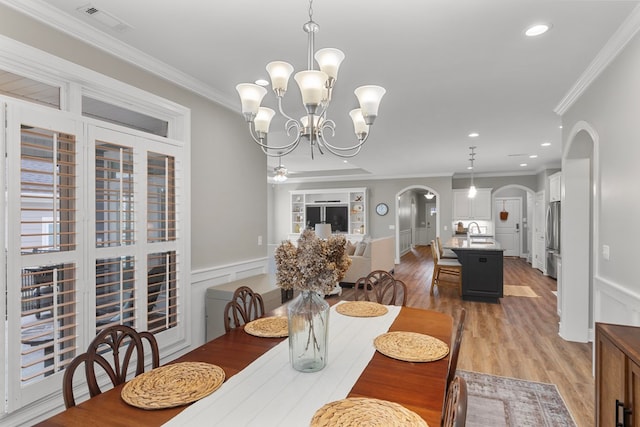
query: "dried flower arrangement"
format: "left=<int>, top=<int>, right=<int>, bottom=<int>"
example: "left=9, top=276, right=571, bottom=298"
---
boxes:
left=275, top=229, right=352, bottom=294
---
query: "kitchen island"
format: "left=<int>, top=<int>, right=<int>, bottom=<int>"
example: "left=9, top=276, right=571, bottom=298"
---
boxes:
left=444, top=236, right=505, bottom=303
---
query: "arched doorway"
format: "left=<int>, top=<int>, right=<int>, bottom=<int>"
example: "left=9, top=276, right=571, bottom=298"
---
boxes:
left=394, top=186, right=440, bottom=264
left=561, top=121, right=598, bottom=342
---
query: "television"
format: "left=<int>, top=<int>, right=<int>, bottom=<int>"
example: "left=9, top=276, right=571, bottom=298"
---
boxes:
left=305, top=205, right=348, bottom=233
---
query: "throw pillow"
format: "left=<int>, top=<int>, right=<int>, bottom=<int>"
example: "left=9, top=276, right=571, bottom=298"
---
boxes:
left=355, top=241, right=367, bottom=256
left=345, top=241, right=356, bottom=256
left=363, top=241, right=372, bottom=258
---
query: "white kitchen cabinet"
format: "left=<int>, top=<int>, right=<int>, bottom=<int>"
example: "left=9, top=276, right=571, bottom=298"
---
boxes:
left=549, top=172, right=562, bottom=202
left=453, top=188, right=492, bottom=220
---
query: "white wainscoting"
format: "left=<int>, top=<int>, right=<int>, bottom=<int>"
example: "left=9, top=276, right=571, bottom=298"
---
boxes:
left=190, top=258, right=269, bottom=348
left=594, top=275, right=640, bottom=329
left=399, top=229, right=412, bottom=256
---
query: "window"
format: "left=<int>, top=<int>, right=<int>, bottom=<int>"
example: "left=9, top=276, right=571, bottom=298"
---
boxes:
left=20, top=125, right=76, bottom=254
left=1, top=39, right=189, bottom=415
left=0, top=70, right=61, bottom=109
left=4, top=104, right=186, bottom=412
left=95, top=142, right=135, bottom=247
left=19, top=125, right=78, bottom=384
left=83, top=96, right=169, bottom=137
left=90, top=127, right=181, bottom=337
left=147, top=152, right=176, bottom=242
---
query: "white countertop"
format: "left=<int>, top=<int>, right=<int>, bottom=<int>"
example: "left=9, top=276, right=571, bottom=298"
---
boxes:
left=444, top=236, right=504, bottom=251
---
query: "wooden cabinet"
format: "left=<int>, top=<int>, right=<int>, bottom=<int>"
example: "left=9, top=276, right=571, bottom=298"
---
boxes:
left=453, top=188, right=492, bottom=220
left=596, top=323, right=640, bottom=427
left=549, top=172, right=561, bottom=202
left=290, top=188, right=367, bottom=240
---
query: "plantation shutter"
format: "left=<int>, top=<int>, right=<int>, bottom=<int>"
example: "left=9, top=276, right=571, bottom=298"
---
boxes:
left=6, top=105, right=83, bottom=410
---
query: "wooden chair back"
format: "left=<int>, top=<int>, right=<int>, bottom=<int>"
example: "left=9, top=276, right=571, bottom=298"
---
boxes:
left=446, top=309, right=467, bottom=392
left=223, top=286, right=265, bottom=332
left=62, top=325, right=159, bottom=408
left=429, top=240, right=462, bottom=296
left=354, top=270, right=407, bottom=306
left=443, top=375, right=468, bottom=427
left=431, top=239, right=441, bottom=263
left=436, top=236, right=445, bottom=258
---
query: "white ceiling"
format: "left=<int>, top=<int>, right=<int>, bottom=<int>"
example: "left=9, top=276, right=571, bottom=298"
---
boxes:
left=15, top=0, right=640, bottom=181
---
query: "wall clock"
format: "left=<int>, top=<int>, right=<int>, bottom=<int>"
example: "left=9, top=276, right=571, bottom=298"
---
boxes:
left=376, top=203, right=389, bottom=216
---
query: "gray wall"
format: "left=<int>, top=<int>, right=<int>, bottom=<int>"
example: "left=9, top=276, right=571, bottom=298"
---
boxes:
left=0, top=4, right=268, bottom=269
left=562, top=28, right=640, bottom=296
left=270, top=176, right=454, bottom=243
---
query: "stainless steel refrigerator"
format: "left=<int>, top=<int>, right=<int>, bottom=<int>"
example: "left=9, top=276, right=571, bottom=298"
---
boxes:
left=546, top=201, right=561, bottom=279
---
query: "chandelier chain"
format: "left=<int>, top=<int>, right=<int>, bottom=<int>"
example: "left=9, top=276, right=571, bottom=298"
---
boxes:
left=308, top=0, right=314, bottom=22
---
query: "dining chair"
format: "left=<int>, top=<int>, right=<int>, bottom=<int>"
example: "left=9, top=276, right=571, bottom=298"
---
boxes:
left=430, top=241, right=462, bottom=296
left=442, top=375, right=468, bottom=427
left=437, top=236, right=458, bottom=259
left=446, top=309, right=466, bottom=394
left=353, top=270, right=407, bottom=306
left=62, top=324, right=160, bottom=408
left=223, top=286, right=265, bottom=332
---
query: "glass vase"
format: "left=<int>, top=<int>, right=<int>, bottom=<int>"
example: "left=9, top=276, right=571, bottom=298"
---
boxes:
left=287, top=290, right=330, bottom=372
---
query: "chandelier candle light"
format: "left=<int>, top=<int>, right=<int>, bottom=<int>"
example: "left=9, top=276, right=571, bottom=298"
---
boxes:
left=235, top=0, right=386, bottom=159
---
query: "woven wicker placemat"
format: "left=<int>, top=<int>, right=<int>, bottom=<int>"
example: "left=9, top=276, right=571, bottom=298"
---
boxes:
left=374, top=331, right=449, bottom=362
left=310, top=397, right=428, bottom=427
left=121, top=362, right=225, bottom=409
left=244, top=316, right=288, bottom=337
left=336, top=301, right=388, bottom=317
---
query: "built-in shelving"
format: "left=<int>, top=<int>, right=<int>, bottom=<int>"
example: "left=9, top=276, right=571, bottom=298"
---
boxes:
left=289, top=188, right=367, bottom=241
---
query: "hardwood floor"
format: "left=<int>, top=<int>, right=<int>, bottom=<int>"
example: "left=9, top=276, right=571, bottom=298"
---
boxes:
left=343, top=245, right=594, bottom=426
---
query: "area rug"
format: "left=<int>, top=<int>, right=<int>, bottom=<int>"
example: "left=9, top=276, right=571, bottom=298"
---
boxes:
left=503, top=285, right=538, bottom=297
left=458, top=370, right=576, bottom=427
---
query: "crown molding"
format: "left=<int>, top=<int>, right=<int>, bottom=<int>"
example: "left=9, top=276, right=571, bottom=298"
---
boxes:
left=0, top=0, right=239, bottom=112
left=555, top=4, right=640, bottom=115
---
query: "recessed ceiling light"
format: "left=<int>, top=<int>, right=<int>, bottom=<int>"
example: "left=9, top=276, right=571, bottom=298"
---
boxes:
left=559, top=125, right=563, bottom=129
left=529, top=154, right=538, bottom=159
left=343, top=160, right=348, bottom=163
left=525, top=24, right=551, bottom=37
left=467, top=166, right=473, bottom=170
left=541, top=142, right=551, bottom=147
left=468, top=132, right=479, bottom=138
left=255, top=79, right=269, bottom=86
left=520, top=163, right=528, bottom=167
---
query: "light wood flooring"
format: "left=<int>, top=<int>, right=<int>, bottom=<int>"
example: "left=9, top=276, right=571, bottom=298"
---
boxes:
left=342, top=245, right=594, bottom=427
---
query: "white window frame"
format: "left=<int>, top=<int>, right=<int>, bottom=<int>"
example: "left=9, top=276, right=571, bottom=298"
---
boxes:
left=0, top=34, right=191, bottom=417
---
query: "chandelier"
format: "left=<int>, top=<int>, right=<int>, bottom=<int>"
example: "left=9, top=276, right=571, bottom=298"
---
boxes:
left=468, top=146, right=477, bottom=198
left=235, top=0, right=386, bottom=159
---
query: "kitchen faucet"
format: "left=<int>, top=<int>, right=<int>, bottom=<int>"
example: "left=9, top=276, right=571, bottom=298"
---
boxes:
left=467, top=222, right=481, bottom=236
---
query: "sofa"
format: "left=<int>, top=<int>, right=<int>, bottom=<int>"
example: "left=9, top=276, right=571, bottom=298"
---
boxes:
left=341, top=236, right=396, bottom=284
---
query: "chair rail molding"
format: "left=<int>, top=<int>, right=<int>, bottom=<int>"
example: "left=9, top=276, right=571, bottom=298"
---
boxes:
left=594, top=275, right=640, bottom=327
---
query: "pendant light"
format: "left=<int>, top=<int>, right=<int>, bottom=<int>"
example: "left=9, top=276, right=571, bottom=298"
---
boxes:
left=468, top=146, right=477, bottom=198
